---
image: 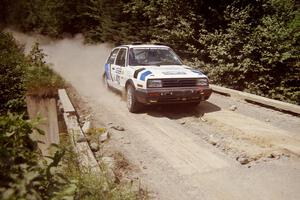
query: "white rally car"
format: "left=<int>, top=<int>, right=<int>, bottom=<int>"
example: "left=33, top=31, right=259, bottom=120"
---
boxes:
left=103, top=44, right=212, bottom=113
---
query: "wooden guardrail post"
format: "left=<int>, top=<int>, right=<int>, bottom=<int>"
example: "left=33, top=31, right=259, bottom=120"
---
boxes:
left=210, top=84, right=300, bottom=115
left=26, top=96, right=59, bottom=156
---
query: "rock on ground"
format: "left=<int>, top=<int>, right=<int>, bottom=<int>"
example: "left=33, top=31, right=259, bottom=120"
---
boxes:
left=90, top=142, right=99, bottom=152
left=99, top=131, right=110, bottom=143
left=229, top=105, right=237, bottom=111
left=111, top=125, right=125, bottom=131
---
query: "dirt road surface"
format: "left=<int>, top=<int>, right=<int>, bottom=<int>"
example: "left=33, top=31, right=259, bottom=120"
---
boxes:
left=12, top=31, right=300, bottom=200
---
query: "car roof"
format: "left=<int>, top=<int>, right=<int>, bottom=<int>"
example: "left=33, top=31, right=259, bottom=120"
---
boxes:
left=118, top=44, right=170, bottom=49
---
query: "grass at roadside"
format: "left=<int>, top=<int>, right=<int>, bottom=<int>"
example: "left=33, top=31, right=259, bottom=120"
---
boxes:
left=59, top=132, right=146, bottom=200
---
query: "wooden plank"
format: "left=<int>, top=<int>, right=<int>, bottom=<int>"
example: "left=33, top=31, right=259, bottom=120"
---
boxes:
left=58, top=89, right=76, bottom=114
left=26, top=96, right=60, bottom=156
left=210, top=84, right=300, bottom=115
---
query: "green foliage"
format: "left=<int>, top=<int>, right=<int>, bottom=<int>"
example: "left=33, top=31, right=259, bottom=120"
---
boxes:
left=80, top=0, right=134, bottom=44
left=64, top=165, right=136, bottom=200
left=124, top=0, right=196, bottom=55
left=0, top=32, right=27, bottom=115
left=0, top=114, right=74, bottom=200
left=25, top=43, right=65, bottom=97
left=191, top=0, right=300, bottom=104
left=0, top=1, right=7, bottom=28
left=0, top=31, right=65, bottom=115
left=123, top=0, right=237, bottom=55
left=4, top=0, right=64, bottom=37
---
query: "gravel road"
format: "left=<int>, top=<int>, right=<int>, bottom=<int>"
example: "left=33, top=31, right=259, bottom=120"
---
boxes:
left=12, top=31, right=300, bottom=200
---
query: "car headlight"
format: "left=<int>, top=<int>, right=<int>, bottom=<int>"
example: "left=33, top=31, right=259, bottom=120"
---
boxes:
left=147, top=79, right=162, bottom=88
left=196, top=78, right=208, bottom=86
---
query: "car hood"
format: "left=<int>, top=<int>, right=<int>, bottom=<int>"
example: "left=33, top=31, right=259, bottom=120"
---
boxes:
left=137, top=65, right=207, bottom=79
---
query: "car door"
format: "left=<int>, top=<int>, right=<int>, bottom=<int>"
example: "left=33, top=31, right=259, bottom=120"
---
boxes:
left=105, top=48, right=119, bottom=83
left=114, top=48, right=127, bottom=87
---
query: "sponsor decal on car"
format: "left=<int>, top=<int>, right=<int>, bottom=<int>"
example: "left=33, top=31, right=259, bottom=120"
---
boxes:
left=140, top=70, right=152, bottom=81
left=105, top=63, right=111, bottom=80
left=162, top=71, right=186, bottom=75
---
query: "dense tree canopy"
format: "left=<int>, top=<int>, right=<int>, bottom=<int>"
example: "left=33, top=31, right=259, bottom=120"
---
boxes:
left=1, top=0, right=299, bottom=104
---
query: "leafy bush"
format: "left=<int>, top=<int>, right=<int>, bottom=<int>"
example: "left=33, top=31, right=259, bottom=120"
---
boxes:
left=191, top=0, right=300, bottom=104
left=25, top=43, right=65, bottom=97
left=0, top=31, right=64, bottom=114
left=0, top=32, right=27, bottom=115
left=3, top=0, right=64, bottom=37
left=0, top=114, right=75, bottom=200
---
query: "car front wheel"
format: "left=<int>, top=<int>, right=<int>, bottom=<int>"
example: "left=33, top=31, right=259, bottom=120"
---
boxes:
left=126, top=84, right=142, bottom=113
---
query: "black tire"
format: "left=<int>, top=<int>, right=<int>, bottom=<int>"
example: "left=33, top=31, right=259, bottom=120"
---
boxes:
left=126, top=84, right=142, bottom=113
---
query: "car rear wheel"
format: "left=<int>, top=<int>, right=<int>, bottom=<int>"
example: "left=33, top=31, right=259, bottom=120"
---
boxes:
left=126, top=84, right=142, bottom=113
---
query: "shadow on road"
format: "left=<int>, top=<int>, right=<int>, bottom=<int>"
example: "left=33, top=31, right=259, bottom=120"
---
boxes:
left=144, top=101, right=221, bottom=119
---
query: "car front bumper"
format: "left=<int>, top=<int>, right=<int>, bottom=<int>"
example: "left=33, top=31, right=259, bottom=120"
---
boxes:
left=135, top=86, right=212, bottom=104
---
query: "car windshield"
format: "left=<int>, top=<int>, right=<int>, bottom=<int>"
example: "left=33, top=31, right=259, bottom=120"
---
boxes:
left=129, top=48, right=182, bottom=66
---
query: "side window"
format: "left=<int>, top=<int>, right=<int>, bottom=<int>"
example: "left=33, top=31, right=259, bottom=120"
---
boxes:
left=107, top=49, right=119, bottom=64
left=115, top=48, right=126, bottom=67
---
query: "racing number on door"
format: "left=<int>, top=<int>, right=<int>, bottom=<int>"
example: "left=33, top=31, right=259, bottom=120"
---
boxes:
left=115, top=68, right=122, bottom=85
